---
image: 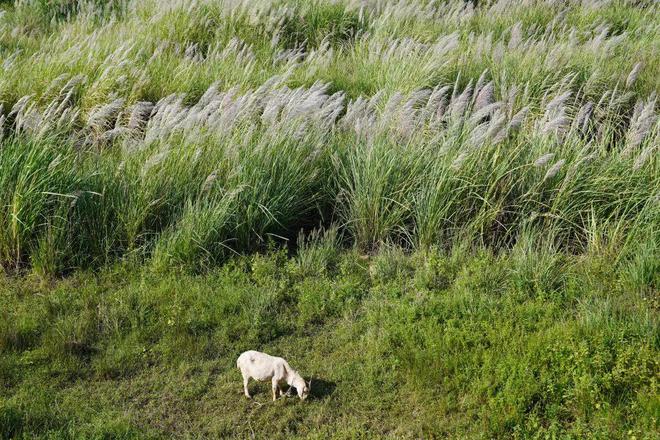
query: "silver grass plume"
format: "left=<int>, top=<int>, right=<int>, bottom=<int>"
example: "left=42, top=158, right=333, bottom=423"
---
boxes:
left=542, top=115, right=570, bottom=135
left=469, top=122, right=489, bottom=146
left=573, top=101, right=593, bottom=133
left=451, top=151, right=468, bottom=170
left=508, top=21, right=523, bottom=49
left=48, top=154, right=63, bottom=172
left=450, top=82, right=473, bottom=121
left=9, top=95, right=34, bottom=118
left=424, top=85, right=446, bottom=109
left=53, top=75, right=85, bottom=116
left=622, top=94, right=656, bottom=156
left=116, top=160, right=125, bottom=175
left=628, top=99, right=644, bottom=126
left=544, top=90, right=571, bottom=116
left=474, top=81, right=494, bottom=111
left=474, top=70, right=489, bottom=99
left=88, top=98, right=125, bottom=130
left=425, top=85, right=451, bottom=119
left=544, top=159, right=565, bottom=180
left=193, top=148, right=203, bottom=163
left=608, top=89, right=634, bottom=110
left=201, top=170, right=219, bottom=194
left=450, top=73, right=462, bottom=102
left=42, top=73, right=70, bottom=99
left=633, top=143, right=656, bottom=171
left=535, top=153, right=555, bottom=167
left=69, top=190, right=84, bottom=210
left=128, top=101, right=154, bottom=130
left=196, top=83, right=221, bottom=109
left=469, top=101, right=501, bottom=125
left=142, top=150, right=169, bottom=176
left=508, top=106, right=530, bottom=132
left=596, top=90, right=612, bottom=110
left=485, top=113, right=507, bottom=140
left=100, top=127, right=132, bottom=144
left=505, top=85, right=519, bottom=116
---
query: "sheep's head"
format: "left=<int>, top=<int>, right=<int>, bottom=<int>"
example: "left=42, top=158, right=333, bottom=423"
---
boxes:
left=293, top=376, right=310, bottom=401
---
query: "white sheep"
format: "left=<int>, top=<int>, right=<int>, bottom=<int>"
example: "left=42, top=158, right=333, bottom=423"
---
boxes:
left=236, top=350, right=310, bottom=401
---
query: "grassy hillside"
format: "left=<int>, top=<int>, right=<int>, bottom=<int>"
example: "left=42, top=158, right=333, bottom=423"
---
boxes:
left=0, top=0, right=658, bottom=438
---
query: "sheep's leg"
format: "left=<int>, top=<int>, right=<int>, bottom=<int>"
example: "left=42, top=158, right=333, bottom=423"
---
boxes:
left=242, top=374, right=251, bottom=399
left=271, top=379, right=279, bottom=401
left=278, top=384, right=286, bottom=397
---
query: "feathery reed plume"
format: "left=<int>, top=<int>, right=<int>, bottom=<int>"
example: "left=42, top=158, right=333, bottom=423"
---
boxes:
left=475, top=70, right=489, bottom=98
left=508, top=106, right=529, bottom=131
left=573, top=101, right=593, bottom=133
left=9, top=95, right=34, bottom=117
left=425, top=85, right=451, bottom=117
left=622, top=94, right=657, bottom=156
left=542, top=115, right=570, bottom=135
left=142, top=151, right=169, bottom=176
left=128, top=101, right=155, bottom=130
left=469, top=122, right=489, bottom=146
left=633, top=144, right=656, bottom=170
left=69, top=190, right=84, bottom=210
left=469, top=102, right=501, bottom=125
left=450, top=83, right=473, bottom=121
left=545, top=91, right=571, bottom=115
left=48, top=155, right=63, bottom=172
left=88, top=98, right=125, bottom=131
left=474, top=81, right=494, bottom=111
left=535, top=153, right=555, bottom=167
left=508, top=21, right=523, bottom=49
left=625, top=62, right=643, bottom=88
left=100, top=127, right=132, bottom=144
left=451, top=152, right=468, bottom=170
left=629, top=100, right=644, bottom=124
left=485, top=113, right=507, bottom=141
left=201, top=170, right=219, bottom=194
left=544, top=159, right=565, bottom=180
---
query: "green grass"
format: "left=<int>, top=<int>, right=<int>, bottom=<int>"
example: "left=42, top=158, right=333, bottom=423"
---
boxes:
left=0, top=0, right=658, bottom=437
left=1, top=245, right=658, bottom=439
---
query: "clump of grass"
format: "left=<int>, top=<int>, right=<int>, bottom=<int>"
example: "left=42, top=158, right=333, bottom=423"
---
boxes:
left=0, top=137, right=88, bottom=272
left=294, top=225, right=341, bottom=278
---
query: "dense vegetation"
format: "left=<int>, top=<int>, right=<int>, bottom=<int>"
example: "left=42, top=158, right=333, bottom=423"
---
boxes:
left=0, top=0, right=658, bottom=438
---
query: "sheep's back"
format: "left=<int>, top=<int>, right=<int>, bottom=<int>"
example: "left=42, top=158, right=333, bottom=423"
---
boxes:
left=237, top=350, right=283, bottom=381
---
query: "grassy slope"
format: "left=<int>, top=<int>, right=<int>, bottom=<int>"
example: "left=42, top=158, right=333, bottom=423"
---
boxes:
left=1, top=245, right=658, bottom=439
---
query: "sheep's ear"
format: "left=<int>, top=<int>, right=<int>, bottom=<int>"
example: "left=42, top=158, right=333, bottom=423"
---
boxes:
left=308, top=378, right=312, bottom=389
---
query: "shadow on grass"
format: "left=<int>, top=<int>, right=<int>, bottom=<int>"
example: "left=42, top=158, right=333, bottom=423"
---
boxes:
left=310, top=378, right=336, bottom=399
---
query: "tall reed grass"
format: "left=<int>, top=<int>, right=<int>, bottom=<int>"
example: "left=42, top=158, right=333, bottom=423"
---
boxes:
left=0, top=0, right=657, bottom=274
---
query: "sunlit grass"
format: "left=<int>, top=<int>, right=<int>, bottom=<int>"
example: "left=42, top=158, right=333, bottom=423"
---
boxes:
left=0, top=0, right=658, bottom=437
